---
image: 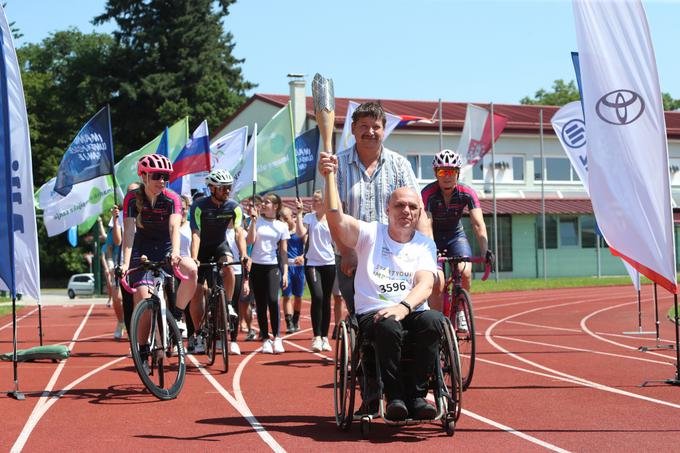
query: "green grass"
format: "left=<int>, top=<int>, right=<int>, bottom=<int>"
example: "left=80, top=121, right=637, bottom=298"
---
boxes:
left=471, top=275, right=650, bottom=294
left=0, top=305, right=22, bottom=316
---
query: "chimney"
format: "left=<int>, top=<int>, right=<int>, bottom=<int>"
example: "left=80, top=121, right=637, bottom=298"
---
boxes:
left=288, top=75, right=306, bottom=136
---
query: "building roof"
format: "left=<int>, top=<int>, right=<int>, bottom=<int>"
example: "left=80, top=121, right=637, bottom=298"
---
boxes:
left=477, top=198, right=593, bottom=215
left=220, top=93, right=680, bottom=139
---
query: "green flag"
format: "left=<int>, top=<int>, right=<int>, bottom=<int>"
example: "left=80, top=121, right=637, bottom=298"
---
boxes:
left=235, top=104, right=296, bottom=200
left=114, top=118, right=189, bottom=196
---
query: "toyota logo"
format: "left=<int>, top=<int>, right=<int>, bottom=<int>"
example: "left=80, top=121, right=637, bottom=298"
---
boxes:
left=595, top=89, right=645, bottom=125
left=562, top=119, right=586, bottom=149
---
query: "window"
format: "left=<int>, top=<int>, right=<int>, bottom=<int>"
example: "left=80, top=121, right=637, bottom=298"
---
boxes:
left=536, top=215, right=557, bottom=249
left=560, top=217, right=578, bottom=246
left=472, top=156, right=524, bottom=182
left=581, top=215, right=596, bottom=248
left=406, top=154, right=435, bottom=180
left=513, top=157, right=524, bottom=181
left=462, top=215, right=513, bottom=272
left=534, top=157, right=579, bottom=182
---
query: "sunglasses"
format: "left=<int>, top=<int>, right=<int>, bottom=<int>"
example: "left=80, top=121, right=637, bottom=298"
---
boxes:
left=435, top=168, right=459, bottom=177
left=149, top=172, right=171, bottom=181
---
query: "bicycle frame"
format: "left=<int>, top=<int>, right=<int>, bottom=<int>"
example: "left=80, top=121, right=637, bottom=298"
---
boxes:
left=439, top=256, right=490, bottom=317
left=122, top=261, right=188, bottom=354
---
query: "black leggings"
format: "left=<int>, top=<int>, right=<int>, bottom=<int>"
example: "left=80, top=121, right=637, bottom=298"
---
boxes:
left=230, top=273, right=243, bottom=341
left=251, top=263, right=280, bottom=339
left=306, top=265, right=335, bottom=337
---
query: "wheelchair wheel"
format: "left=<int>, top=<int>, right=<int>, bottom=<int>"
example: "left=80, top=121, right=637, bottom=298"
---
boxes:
left=333, top=320, right=357, bottom=430
left=440, top=316, right=463, bottom=423
left=453, top=288, right=476, bottom=390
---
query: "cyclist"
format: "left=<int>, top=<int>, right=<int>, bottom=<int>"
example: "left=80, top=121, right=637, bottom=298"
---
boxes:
left=421, top=149, right=492, bottom=320
left=121, top=154, right=198, bottom=362
left=188, top=169, right=248, bottom=354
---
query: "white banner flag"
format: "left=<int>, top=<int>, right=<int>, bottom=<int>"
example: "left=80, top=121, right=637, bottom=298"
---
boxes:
left=458, top=104, right=509, bottom=166
left=43, top=175, right=116, bottom=236
left=552, top=101, right=641, bottom=291
left=336, top=101, right=402, bottom=151
left=233, top=123, right=257, bottom=200
left=0, top=5, right=40, bottom=301
left=574, top=0, right=676, bottom=293
left=191, top=125, right=248, bottom=191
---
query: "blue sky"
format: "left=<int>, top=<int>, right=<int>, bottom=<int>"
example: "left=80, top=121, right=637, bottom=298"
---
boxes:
left=6, top=0, right=680, bottom=105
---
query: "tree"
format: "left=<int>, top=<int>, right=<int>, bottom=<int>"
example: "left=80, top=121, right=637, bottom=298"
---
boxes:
left=520, top=79, right=580, bottom=106
left=94, top=0, right=255, bottom=152
left=662, top=93, right=680, bottom=112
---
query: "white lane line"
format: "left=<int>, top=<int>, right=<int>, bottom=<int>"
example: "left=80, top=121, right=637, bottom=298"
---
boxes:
left=460, top=409, right=571, bottom=453
left=580, top=302, right=677, bottom=359
left=494, top=335, right=672, bottom=366
left=0, top=307, right=39, bottom=331
left=475, top=289, right=623, bottom=312
left=187, top=354, right=285, bottom=453
left=484, top=300, right=680, bottom=410
left=12, top=304, right=95, bottom=453
left=476, top=316, right=582, bottom=333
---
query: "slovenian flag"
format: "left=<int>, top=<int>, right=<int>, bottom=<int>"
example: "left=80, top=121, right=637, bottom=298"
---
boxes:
left=458, top=104, right=508, bottom=166
left=170, top=120, right=210, bottom=182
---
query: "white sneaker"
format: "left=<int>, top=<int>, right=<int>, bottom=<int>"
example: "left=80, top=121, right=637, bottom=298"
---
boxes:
left=193, top=334, right=206, bottom=354
left=230, top=342, right=241, bottom=355
left=113, top=321, right=125, bottom=339
left=228, top=304, right=238, bottom=319
left=273, top=337, right=285, bottom=354
left=176, top=319, right=188, bottom=339
left=311, top=336, right=323, bottom=352
left=321, top=337, right=332, bottom=352
left=456, top=310, right=469, bottom=333
left=261, top=339, right=274, bottom=354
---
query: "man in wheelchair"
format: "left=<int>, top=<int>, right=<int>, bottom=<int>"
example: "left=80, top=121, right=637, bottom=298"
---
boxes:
left=322, top=156, right=440, bottom=421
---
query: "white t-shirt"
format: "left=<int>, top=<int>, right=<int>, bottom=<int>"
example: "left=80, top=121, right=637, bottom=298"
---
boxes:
left=354, top=222, right=437, bottom=316
left=251, top=217, right=290, bottom=265
left=179, top=222, right=192, bottom=257
left=226, top=228, right=242, bottom=276
left=303, top=212, right=335, bottom=266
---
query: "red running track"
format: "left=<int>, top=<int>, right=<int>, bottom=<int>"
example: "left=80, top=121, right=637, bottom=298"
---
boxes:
left=2, top=285, right=680, bottom=451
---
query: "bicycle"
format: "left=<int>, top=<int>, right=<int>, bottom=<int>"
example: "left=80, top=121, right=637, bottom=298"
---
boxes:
left=438, top=255, right=491, bottom=390
left=121, top=259, right=188, bottom=400
left=197, top=260, right=240, bottom=373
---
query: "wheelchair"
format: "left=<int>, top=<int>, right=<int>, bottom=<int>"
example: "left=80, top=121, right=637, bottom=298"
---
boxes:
left=333, top=313, right=463, bottom=437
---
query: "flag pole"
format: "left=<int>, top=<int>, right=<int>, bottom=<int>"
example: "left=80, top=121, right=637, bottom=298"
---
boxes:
left=288, top=101, right=300, bottom=199
left=540, top=109, right=547, bottom=281
left=106, top=105, right=118, bottom=206
left=438, top=98, right=443, bottom=151
left=490, top=102, right=499, bottom=281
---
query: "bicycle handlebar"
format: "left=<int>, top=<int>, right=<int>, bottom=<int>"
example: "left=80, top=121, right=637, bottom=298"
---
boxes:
left=119, top=258, right=188, bottom=294
left=437, top=255, right=492, bottom=282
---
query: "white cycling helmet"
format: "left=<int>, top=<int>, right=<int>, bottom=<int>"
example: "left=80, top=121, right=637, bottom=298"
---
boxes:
left=205, top=169, right=233, bottom=187
left=432, top=149, right=463, bottom=168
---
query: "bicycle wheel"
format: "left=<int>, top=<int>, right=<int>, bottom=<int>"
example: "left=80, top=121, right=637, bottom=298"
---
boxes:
left=218, top=288, right=230, bottom=373
left=440, top=316, right=463, bottom=423
left=453, top=288, right=476, bottom=390
left=130, top=298, right=186, bottom=400
left=204, top=291, right=217, bottom=366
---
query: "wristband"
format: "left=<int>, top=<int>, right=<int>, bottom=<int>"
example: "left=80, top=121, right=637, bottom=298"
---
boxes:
left=399, top=300, right=412, bottom=314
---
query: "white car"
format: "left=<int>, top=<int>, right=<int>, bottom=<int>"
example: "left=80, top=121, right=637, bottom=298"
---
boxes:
left=67, top=273, right=95, bottom=299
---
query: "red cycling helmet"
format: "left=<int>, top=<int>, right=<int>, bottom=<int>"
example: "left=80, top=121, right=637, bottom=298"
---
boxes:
left=137, top=154, right=173, bottom=176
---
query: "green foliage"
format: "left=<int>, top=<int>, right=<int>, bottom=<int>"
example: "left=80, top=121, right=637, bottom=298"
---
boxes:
left=18, top=29, right=117, bottom=185
left=520, top=79, right=580, bottom=106
left=662, top=93, right=680, bottom=112
left=18, top=1, right=254, bottom=282
left=471, top=275, right=652, bottom=293
left=93, top=0, right=255, bottom=152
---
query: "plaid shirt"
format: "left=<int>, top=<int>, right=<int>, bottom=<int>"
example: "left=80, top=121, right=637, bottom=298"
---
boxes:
left=336, top=145, right=419, bottom=224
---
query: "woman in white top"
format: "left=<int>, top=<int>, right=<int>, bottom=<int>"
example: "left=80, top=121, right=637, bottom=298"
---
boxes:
left=178, top=195, right=192, bottom=257
left=247, top=192, right=289, bottom=354
left=296, top=191, right=335, bottom=352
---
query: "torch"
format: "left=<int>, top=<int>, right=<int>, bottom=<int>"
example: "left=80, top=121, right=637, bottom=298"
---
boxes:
left=312, top=73, right=339, bottom=211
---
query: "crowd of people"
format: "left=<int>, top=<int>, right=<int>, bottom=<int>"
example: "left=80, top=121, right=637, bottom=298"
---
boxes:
left=95, top=100, right=492, bottom=421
